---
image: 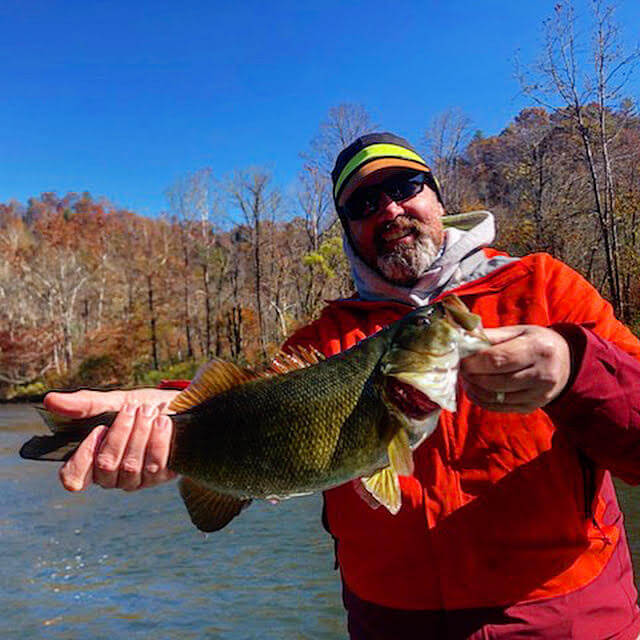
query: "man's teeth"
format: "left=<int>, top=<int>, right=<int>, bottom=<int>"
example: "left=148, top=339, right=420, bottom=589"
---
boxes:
left=383, top=230, right=411, bottom=241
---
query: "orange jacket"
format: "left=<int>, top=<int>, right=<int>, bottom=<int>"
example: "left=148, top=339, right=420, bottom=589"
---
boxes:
left=285, top=251, right=640, bottom=611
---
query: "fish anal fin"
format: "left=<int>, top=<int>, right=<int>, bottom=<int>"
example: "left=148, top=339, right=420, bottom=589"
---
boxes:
left=361, top=468, right=402, bottom=515
left=169, top=359, right=258, bottom=413
left=387, top=428, right=414, bottom=476
left=178, top=477, right=251, bottom=532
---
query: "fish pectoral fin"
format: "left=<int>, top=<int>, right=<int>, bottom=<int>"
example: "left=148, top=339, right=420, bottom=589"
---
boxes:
left=178, top=477, right=251, bottom=533
left=361, top=468, right=402, bottom=515
left=387, top=428, right=414, bottom=476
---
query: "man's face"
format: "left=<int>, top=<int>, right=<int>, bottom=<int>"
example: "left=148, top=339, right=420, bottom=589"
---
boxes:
left=345, top=171, right=445, bottom=285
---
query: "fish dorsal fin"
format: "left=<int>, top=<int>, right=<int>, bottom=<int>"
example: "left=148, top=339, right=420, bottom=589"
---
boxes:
left=260, top=345, right=324, bottom=377
left=361, top=468, right=402, bottom=515
left=169, top=359, right=258, bottom=413
left=178, top=477, right=251, bottom=532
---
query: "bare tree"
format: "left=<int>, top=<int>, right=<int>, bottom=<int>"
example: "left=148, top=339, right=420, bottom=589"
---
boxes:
left=423, top=108, right=474, bottom=212
left=228, top=169, right=281, bottom=359
left=167, top=168, right=228, bottom=359
left=517, top=0, right=640, bottom=317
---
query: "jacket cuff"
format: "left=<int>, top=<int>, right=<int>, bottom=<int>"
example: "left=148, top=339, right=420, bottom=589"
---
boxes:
left=547, top=323, right=589, bottom=406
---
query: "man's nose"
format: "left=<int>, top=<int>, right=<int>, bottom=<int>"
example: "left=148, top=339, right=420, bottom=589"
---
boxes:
left=375, top=193, right=404, bottom=221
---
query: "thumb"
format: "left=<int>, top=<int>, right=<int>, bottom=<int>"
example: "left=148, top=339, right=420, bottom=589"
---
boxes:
left=43, top=389, right=127, bottom=418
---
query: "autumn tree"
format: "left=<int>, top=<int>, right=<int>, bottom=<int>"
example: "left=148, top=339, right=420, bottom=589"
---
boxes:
left=518, top=0, right=640, bottom=317
left=423, top=108, right=475, bottom=212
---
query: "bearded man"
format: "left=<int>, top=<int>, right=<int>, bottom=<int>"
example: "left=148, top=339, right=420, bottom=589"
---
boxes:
left=46, top=133, right=640, bottom=639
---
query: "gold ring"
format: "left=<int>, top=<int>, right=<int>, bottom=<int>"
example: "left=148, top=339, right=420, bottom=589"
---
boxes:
left=496, top=391, right=506, bottom=403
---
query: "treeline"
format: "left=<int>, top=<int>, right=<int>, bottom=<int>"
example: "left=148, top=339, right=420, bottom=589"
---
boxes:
left=0, top=104, right=375, bottom=396
left=2, top=3, right=638, bottom=397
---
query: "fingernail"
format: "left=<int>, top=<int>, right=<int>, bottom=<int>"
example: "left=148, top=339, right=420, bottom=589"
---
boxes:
left=141, top=404, right=156, bottom=417
left=155, top=415, right=170, bottom=430
left=122, top=403, right=136, bottom=415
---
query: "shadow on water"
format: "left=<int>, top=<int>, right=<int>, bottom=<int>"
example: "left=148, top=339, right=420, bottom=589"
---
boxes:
left=1, top=404, right=345, bottom=639
left=5, top=404, right=640, bottom=639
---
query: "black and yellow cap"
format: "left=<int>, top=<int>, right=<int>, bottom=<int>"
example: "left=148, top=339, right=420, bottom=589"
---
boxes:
left=331, top=132, right=442, bottom=210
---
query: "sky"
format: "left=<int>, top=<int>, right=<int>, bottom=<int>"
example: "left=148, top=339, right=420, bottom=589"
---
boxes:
left=1, top=0, right=639, bottom=217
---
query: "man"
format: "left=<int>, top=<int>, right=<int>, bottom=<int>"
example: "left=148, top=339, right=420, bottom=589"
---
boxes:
left=46, top=133, right=640, bottom=638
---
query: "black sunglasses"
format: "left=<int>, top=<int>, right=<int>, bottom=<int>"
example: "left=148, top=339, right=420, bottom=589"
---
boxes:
left=340, top=172, right=430, bottom=221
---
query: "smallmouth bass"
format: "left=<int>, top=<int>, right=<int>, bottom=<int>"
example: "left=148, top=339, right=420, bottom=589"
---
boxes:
left=20, top=295, right=488, bottom=532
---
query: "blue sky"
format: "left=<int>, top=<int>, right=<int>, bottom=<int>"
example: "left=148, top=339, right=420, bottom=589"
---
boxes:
left=1, top=0, right=639, bottom=217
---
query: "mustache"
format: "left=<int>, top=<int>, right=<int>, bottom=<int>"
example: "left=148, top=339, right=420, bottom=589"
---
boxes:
left=374, top=215, right=425, bottom=246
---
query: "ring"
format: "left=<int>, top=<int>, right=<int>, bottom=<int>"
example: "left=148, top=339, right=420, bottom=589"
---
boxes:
left=495, top=391, right=505, bottom=404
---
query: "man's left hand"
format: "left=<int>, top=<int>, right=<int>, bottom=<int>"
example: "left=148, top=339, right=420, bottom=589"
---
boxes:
left=460, top=326, right=571, bottom=414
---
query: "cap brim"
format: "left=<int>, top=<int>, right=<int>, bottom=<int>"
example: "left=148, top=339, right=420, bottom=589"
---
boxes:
left=337, top=158, right=430, bottom=206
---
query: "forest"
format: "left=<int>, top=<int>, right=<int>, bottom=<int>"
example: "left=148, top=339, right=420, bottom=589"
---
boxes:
left=1, top=2, right=639, bottom=398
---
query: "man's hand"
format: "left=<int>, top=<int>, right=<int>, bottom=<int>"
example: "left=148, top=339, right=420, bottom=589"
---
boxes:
left=44, top=389, right=180, bottom=492
left=460, top=326, right=571, bottom=414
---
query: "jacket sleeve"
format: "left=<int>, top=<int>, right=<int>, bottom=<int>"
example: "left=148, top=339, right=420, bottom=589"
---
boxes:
left=547, top=324, right=640, bottom=484
left=541, top=255, right=640, bottom=483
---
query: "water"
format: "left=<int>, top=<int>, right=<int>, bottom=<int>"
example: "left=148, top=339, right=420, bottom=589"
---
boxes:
left=1, top=405, right=345, bottom=639
left=5, top=406, right=640, bottom=639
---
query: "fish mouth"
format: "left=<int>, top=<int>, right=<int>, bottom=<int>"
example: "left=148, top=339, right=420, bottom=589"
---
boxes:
left=385, top=377, right=440, bottom=420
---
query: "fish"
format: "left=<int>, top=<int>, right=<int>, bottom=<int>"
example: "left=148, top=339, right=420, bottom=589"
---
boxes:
left=20, top=295, right=488, bottom=532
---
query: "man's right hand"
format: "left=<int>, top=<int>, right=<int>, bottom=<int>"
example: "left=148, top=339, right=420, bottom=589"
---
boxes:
left=44, top=389, right=180, bottom=492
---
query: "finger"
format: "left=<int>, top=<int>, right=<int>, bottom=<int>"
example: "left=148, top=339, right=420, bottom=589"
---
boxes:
left=44, top=389, right=128, bottom=418
left=481, top=326, right=528, bottom=345
left=93, top=403, right=138, bottom=489
left=141, top=415, right=176, bottom=488
left=463, top=379, right=548, bottom=408
left=117, top=405, right=157, bottom=491
left=59, top=425, right=108, bottom=491
left=462, top=365, right=542, bottom=393
left=43, top=389, right=180, bottom=418
left=461, top=335, right=537, bottom=375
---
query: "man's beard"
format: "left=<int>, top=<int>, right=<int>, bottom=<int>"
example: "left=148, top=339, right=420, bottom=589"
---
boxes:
left=375, top=216, right=442, bottom=285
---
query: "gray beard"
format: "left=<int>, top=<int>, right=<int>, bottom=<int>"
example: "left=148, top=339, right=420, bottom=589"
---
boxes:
left=376, top=234, right=441, bottom=285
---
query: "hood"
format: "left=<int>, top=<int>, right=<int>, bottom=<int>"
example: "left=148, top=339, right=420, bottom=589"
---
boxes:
left=345, top=211, right=513, bottom=306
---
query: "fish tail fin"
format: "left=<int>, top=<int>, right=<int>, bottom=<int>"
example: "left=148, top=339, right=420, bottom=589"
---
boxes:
left=19, top=407, right=118, bottom=462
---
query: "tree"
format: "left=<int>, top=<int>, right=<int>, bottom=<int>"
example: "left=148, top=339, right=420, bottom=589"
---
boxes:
left=423, top=108, right=474, bottom=212
left=228, top=169, right=281, bottom=359
left=517, top=0, right=640, bottom=317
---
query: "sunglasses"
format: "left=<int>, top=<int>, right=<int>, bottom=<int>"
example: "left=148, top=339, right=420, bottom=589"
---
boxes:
left=340, top=172, right=430, bottom=221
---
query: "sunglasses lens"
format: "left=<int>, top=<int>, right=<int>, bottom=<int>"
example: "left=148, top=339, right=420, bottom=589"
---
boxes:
left=343, top=173, right=426, bottom=221
left=344, top=191, right=379, bottom=220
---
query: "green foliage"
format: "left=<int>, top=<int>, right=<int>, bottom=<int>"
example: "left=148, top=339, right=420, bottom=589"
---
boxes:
left=134, top=359, right=203, bottom=387
left=303, top=235, right=348, bottom=278
left=4, top=381, right=47, bottom=400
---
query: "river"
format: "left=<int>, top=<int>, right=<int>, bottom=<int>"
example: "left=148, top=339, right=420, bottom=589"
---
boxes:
left=4, top=404, right=640, bottom=639
left=2, top=404, right=344, bottom=639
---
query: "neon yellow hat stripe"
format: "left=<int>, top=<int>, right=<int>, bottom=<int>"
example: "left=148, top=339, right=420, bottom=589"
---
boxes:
left=333, top=143, right=428, bottom=199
